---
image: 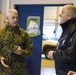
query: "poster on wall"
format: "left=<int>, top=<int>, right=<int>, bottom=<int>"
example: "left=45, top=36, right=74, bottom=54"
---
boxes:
left=26, top=16, right=40, bottom=37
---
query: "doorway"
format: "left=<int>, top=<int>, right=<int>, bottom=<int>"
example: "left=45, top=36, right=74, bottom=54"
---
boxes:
left=15, top=4, right=66, bottom=75
left=41, top=5, right=63, bottom=75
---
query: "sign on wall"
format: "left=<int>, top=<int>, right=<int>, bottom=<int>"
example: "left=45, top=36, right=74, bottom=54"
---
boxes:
left=26, top=16, right=40, bottom=37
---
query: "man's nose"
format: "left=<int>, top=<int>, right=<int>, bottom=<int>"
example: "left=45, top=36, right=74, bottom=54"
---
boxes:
left=14, top=18, right=18, bottom=21
left=59, top=13, right=61, bottom=17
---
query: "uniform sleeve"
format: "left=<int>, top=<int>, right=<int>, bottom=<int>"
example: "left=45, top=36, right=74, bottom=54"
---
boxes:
left=21, top=32, right=34, bottom=57
left=53, top=31, right=76, bottom=63
left=0, top=30, right=4, bottom=60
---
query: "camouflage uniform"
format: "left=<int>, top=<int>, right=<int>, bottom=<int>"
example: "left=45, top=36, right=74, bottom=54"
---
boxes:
left=0, top=23, right=34, bottom=75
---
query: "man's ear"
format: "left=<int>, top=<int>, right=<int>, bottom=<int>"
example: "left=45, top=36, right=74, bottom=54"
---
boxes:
left=68, top=14, right=72, bottom=19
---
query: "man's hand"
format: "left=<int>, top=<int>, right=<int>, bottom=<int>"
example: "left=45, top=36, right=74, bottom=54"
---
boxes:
left=14, top=46, right=22, bottom=55
left=67, top=71, right=76, bottom=75
left=47, top=51, right=54, bottom=59
left=0, top=57, right=9, bottom=68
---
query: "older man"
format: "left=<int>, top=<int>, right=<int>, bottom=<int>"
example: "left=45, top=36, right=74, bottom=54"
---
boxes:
left=0, top=9, right=34, bottom=75
left=47, top=4, right=76, bottom=75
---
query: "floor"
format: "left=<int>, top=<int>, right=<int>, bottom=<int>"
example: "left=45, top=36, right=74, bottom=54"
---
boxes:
left=41, top=55, right=56, bottom=75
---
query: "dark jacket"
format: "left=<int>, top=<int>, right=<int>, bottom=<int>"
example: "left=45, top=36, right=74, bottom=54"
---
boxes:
left=53, top=18, right=76, bottom=75
left=0, top=23, right=34, bottom=75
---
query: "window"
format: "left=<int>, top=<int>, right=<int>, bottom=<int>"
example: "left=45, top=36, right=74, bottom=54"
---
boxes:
left=42, top=6, right=63, bottom=42
left=43, top=19, right=62, bottom=41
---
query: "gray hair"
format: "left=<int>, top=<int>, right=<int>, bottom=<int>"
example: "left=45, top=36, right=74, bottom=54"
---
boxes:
left=64, top=4, right=76, bottom=18
left=7, top=9, right=18, bottom=17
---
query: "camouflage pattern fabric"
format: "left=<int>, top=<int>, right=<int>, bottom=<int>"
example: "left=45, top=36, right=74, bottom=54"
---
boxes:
left=0, top=23, right=34, bottom=75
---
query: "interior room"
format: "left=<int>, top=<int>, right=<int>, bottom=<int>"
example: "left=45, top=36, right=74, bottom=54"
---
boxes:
left=0, top=0, right=76, bottom=75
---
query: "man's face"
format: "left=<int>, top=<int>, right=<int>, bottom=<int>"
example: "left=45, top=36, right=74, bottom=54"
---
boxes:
left=7, top=12, right=18, bottom=27
left=59, top=8, right=71, bottom=24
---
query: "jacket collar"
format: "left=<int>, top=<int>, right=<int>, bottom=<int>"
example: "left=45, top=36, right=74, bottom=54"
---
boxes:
left=60, top=18, right=76, bottom=31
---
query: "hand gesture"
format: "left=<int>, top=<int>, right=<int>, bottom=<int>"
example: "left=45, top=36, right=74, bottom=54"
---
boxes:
left=47, top=51, right=54, bottom=59
left=14, top=46, right=22, bottom=55
left=67, top=71, right=76, bottom=75
left=0, top=57, right=9, bottom=68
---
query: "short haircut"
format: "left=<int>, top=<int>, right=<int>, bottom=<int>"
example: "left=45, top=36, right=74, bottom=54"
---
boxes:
left=7, top=9, right=18, bottom=17
left=64, top=4, right=76, bottom=18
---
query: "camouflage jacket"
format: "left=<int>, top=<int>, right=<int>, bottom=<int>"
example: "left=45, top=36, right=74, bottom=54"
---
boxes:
left=0, top=23, right=34, bottom=75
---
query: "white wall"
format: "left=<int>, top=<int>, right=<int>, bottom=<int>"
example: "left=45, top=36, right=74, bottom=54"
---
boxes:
left=0, top=0, right=76, bottom=28
left=2, top=0, right=10, bottom=14
left=10, top=0, right=76, bottom=8
left=0, top=0, right=76, bottom=15
left=0, top=0, right=10, bottom=28
left=0, top=0, right=2, bottom=12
